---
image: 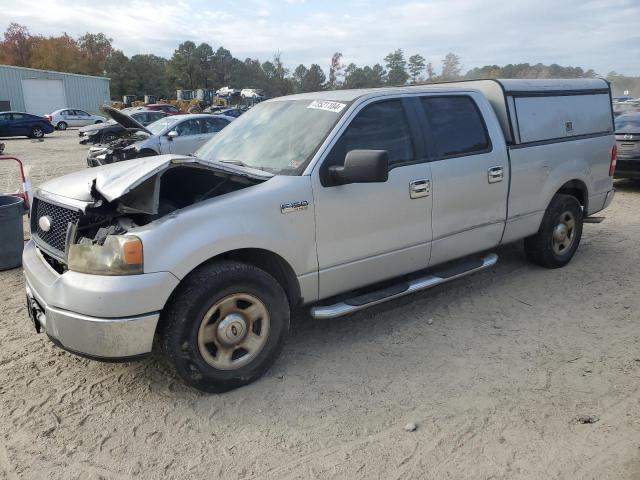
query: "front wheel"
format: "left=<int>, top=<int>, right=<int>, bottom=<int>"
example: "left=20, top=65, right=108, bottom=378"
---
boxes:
left=160, top=261, right=290, bottom=392
left=56, top=121, right=67, bottom=131
left=524, top=194, right=583, bottom=268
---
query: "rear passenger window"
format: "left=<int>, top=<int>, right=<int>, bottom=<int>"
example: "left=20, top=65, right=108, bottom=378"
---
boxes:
left=202, top=118, right=228, bottom=133
left=421, top=96, right=490, bottom=158
left=325, top=100, right=414, bottom=169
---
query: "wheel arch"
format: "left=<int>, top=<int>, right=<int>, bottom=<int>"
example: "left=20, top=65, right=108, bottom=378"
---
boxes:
left=166, top=248, right=302, bottom=310
left=555, top=179, right=588, bottom=213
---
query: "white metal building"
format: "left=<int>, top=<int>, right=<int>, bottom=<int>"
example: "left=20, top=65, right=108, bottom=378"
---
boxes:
left=0, top=65, right=110, bottom=115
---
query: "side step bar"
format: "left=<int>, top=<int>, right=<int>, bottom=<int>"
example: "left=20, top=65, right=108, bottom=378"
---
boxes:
left=311, top=253, right=498, bottom=320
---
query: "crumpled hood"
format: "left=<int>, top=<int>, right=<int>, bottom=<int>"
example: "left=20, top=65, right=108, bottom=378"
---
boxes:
left=79, top=120, right=117, bottom=134
left=101, top=106, right=150, bottom=133
left=38, top=154, right=273, bottom=204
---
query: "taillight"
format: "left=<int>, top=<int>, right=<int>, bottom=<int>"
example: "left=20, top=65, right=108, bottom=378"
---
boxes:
left=609, top=144, right=617, bottom=176
left=45, top=115, right=52, bottom=122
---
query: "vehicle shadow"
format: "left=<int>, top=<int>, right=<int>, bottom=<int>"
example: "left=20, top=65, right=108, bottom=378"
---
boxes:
left=0, top=136, right=65, bottom=142
left=614, top=178, right=640, bottom=193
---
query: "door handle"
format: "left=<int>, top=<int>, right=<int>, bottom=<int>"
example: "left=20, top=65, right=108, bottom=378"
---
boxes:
left=488, top=166, right=504, bottom=183
left=409, top=179, right=431, bottom=199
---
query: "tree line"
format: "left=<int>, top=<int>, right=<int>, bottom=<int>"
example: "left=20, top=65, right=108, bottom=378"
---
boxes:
left=1, top=23, right=638, bottom=99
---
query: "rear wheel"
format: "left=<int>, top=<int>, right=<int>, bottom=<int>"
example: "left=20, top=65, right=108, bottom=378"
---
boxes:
left=160, top=261, right=290, bottom=392
left=30, top=126, right=44, bottom=138
left=56, top=121, right=67, bottom=131
left=524, top=194, right=583, bottom=268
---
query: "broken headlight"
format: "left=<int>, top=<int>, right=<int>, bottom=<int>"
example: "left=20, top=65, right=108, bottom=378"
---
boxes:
left=68, top=235, right=143, bottom=275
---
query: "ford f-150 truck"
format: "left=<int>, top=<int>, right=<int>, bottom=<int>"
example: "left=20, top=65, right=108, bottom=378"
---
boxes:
left=23, top=79, right=617, bottom=392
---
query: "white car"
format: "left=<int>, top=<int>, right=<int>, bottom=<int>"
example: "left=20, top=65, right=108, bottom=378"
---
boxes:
left=86, top=109, right=235, bottom=166
left=47, top=109, right=107, bottom=130
left=241, top=88, right=264, bottom=98
left=216, top=86, right=240, bottom=96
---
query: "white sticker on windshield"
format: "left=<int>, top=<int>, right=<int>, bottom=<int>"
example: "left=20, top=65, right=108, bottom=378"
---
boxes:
left=307, top=100, right=346, bottom=113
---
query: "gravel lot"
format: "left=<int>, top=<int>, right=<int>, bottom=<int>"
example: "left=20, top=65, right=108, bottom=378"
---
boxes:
left=1, top=130, right=639, bottom=479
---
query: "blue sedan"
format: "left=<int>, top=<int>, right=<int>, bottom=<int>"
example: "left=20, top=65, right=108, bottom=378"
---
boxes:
left=0, top=111, right=55, bottom=139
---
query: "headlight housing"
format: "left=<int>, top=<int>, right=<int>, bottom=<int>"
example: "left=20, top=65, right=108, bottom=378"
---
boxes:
left=68, top=235, right=143, bottom=275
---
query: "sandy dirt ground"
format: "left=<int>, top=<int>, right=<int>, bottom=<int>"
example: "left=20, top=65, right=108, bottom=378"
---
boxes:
left=0, top=130, right=639, bottom=479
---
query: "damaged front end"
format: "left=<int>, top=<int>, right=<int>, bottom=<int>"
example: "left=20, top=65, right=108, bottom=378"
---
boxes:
left=32, top=155, right=271, bottom=274
left=86, top=130, right=149, bottom=167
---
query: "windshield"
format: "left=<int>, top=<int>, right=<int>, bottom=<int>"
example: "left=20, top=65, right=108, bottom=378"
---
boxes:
left=196, top=99, right=348, bottom=174
left=615, top=115, right=640, bottom=132
left=147, top=116, right=181, bottom=135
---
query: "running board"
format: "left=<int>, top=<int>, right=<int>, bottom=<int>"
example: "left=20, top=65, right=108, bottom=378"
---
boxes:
left=583, top=216, right=605, bottom=224
left=310, top=253, right=498, bottom=320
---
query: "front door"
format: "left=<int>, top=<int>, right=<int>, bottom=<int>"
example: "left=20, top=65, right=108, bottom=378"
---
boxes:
left=417, top=94, right=509, bottom=266
left=167, top=118, right=204, bottom=155
left=312, top=98, right=433, bottom=299
left=74, top=110, right=92, bottom=126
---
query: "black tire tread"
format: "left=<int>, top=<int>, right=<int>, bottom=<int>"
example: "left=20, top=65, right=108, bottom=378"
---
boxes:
left=160, top=260, right=289, bottom=393
left=524, top=194, right=583, bottom=269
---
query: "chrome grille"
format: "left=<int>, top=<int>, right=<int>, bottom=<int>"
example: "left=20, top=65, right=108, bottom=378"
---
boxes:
left=31, top=197, right=80, bottom=260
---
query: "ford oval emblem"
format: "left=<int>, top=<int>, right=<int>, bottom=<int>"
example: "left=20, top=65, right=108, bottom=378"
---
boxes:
left=38, top=216, right=52, bottom=232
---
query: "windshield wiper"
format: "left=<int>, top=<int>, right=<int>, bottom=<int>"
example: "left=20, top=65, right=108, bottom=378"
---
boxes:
left=219, top=159, right=249, bottom=167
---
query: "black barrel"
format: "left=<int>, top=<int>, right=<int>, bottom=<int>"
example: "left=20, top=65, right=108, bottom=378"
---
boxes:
left=0, top=195, right=24, bottom=270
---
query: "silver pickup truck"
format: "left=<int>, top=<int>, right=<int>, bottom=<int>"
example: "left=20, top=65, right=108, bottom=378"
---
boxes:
left=24, top=79, right=616, bottom=392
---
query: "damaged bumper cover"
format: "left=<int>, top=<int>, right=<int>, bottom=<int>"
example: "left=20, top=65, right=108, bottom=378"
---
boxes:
left=23, top=240, right=179, bottom=360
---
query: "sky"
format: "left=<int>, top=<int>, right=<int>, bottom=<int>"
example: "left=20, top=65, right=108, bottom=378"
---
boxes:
left=1, top=0, right=639, bottom=76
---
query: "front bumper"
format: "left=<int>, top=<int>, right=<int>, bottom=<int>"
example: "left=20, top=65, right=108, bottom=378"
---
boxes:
left=23, top=240, right=180, bottom=360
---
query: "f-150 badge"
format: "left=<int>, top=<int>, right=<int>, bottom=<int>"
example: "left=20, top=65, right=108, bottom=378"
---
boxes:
left=281, top=201, right=309, bottom=214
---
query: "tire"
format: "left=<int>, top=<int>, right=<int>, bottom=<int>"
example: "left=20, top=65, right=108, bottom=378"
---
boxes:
left=30, top=126, right=44, bottom=138
left=524, top=194, right=583, bottom=269
left=56, top=121, right=67, bottom=131
left=160, top=261, right=290, bottom=392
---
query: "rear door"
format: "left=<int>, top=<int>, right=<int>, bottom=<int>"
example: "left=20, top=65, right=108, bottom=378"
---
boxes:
left=200, top=117, right=230, bottom=142
left=60, top=109, right=74, bottom=126
left=9, top=113, right=30, bottom=136
left=74, top=110, right=93, bottom=126
left=416, top=93, right=509, bottom=266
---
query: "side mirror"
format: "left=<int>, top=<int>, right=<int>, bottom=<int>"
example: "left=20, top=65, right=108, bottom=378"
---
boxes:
left=167, top=130, right=178, bottom=140
left=328, top=150, right=389, bottom=186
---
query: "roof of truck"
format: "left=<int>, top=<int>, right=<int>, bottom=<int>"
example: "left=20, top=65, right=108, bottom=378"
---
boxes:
left=278, top=78, right=610, bottom=103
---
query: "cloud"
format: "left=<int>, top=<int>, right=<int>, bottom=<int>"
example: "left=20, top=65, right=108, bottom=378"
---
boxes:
left=1, top=0, right=638, bottom=75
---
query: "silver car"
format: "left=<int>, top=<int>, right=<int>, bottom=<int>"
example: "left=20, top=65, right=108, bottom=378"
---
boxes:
left=23, top=79, right=616, bottom=392
left=86, top=110, right=234, bottom=166
left=48, top=109, right=107, bottom=130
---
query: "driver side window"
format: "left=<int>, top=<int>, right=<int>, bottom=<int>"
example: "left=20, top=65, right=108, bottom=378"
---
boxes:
left=321, top=99, right=414, bottom=185
left=175, top=119, right=201, bottom=136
